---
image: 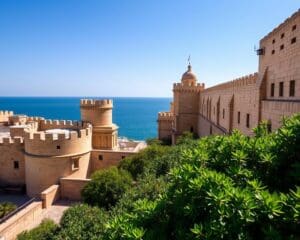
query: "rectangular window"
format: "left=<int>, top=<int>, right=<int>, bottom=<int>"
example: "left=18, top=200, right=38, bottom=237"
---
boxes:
left=270, top=83, right=275, bottom=97
left=272, top=39, right=275, bottom=44
left=281, top=33, right=285, bottom=39
left=222, top=109, right=225, bottom=119
left=72, top=159, right=79, bottom=170
left=271, top=49, right=275, bottom=55
left=291, top=37, right=296, bottom=44
left=279, top=82, right=284, bottom=97
left=246, top=114, right=250, bottom=128
left=292, top=25, right=297, bottom=31
left=289, top=80, right=295, bottom=97
left=280, top=44, right=284, bottom=50
left=56, top=145, right=60, bottom=149
left=14, top=161, right=19, bottom=169
left=237, top=111, right=240, bottom=124
left=98, top=155, right=103, bottom=161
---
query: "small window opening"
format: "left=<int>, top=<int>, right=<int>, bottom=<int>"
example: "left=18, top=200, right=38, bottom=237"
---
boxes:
left=281, top=33, right=285, bottom=39
left=56, top=145, right=60, bottom=149
left=122, top=156, right=126, bottom=159
left=272, top=39, right=275, bottom=44
left=292, top=25, right=297, bottom=31
left=270, top=83, right=275, bottom=97
left=73, top=159, right=79, bottom=170
left=291, top=37, right=296, bottom=44
left=98, top=155, right=103, bottom=161
left=209, top=125, right=212, bottom=134
left=246, top=114, right=250, bottom=128
left=289, top=80, right=295, bottom=97
left=271, top=49, right=275, bottom=55
left=279, top=82, right=284, bottom=97
left=237, top=111, right=240, bottom=124
left=222, top=109, right=225, bottom=119
left=14, top=161, right=19, bottom=169
left=190, top=126, right=194, bottom=133
left=280, top=44, right=284, bottom=50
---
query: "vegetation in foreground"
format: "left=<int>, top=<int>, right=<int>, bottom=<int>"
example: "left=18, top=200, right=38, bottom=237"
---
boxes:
left=0, top=202, right=17, bottom=219
left=18, top=114, right=300, bottom=239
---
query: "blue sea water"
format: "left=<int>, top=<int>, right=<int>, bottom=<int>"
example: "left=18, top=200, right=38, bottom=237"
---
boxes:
left=0, top=97, right=171, bottom=140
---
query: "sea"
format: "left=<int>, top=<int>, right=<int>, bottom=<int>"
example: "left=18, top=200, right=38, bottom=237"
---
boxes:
left=0, top=97, right=171, bottom=140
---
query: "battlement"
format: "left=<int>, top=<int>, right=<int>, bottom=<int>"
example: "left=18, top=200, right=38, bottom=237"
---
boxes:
left=80, top=99, right=113, bottom=108
left=260, top=9, right=300, bottom=42
left=203, top=73, right=258, bottom=93
left=0, top=136, right=24, bottom=146
left=24, top=124, right=92, bottom=156
left=0, top=111, right=14, bottom=123
left=158, top=112, right=174, bottom=121
left=27, top=116, right=45, bottom=122
left=173, top=82, right=205, bottom=92
left=40, top=119, right=89, bottom=131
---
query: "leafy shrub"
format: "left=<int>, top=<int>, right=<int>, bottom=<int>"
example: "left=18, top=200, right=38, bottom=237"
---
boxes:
left=17, top=219, right=58, bottom=240
left=56, top=204, right=107, bottom=240
left=82, top=167, right=132, bottom=209
left=0, top=202, right=16, bottom=218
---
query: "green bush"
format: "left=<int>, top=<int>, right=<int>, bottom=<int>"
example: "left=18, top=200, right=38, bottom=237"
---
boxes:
left=17, top=219, right=58, bottom=240
left=82, top=167, right=132, bottom=209
left=0, top=202, right=16, bottom=218
left=56, top=204, right=107, bottom=240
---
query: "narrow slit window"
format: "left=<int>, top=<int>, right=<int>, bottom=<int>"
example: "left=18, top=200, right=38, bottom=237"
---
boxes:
left=289, top=80, right=295, bottom=97
left=272, top=39, right=275, bottom=44
left=237, top=111, right=240, bottom=124
left=246, top=114, right=250, bottom=128
left=280, top=44, right=284, bottom=50
left=222, top=109, right=225, bottom=119
left=270, top=83, right=275, bottom=97
left=281, top=33, right=285, bottom=39
left=279, top=82, right=284, bottom=97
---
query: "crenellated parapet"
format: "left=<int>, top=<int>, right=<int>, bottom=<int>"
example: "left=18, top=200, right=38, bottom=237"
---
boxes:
left=260, top=9, right=299, bottom=42
left=173, top=82, right=205, bottom=93
left=158, top=112, right=175, bottom=121
left=0, top=111, right=14, bottom=123
left=80, top=99, right=113, bottom=109
left=24, top=124, right=92, bottom=157
left=202, top=73, right=258, bottom=93
left=0, top=136, right=24, bottom=146
left=40, top=119, right=89, bottom=131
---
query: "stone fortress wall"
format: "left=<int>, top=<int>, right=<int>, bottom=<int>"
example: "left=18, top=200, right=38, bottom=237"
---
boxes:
left=0, top=99, right=146, bottom=200
left=158, top=9, right=300, bottom=143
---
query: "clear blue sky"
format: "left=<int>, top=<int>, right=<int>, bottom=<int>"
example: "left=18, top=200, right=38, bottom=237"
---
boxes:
left=0, top=1, right=298, bottom=97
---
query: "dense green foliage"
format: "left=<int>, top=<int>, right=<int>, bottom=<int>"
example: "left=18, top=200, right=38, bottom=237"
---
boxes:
left=56, top=204, right=108, bottom=240
left=17, top=219, right=58, bottom=240
left=0, top=202, right=16, bottom=218
left=18, top=114, right=300, bottom=239
left=82, top=167, right=132, bottom=209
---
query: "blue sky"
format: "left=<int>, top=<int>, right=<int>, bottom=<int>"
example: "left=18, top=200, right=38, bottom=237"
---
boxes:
left=0, top=0, right=298, bottom=97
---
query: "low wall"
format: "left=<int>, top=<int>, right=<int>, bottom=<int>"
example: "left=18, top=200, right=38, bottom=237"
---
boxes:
left=60, top=178, right=90, bottom=201
left=198, top=115, right=226, bottom=137
left=0, top=201, right=43, bottom=240
left=40, top=185, right=60, bottom=209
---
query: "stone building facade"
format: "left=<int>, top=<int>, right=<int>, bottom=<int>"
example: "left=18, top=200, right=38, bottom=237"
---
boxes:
left=158, top=9, right=300, bottom=143
left=0, top=99, right=146, bottom=198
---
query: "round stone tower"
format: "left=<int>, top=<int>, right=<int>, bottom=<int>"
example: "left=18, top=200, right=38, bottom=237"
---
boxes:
left=80, top=99, right=118, bottom=150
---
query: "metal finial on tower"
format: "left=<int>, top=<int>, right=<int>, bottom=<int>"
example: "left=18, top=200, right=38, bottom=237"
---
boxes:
left=188, top=55, right=191, bottom=66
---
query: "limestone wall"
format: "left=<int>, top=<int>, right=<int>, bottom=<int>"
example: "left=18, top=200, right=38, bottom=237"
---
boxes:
left=199, top=73, right=259, bottom=136
left=40, top=185, right=60, bottom=209
left=259, top=10, right=300, bottom=101
left=60, top=178, right=90, bottom=201
left=91, top=150, right=135, bottom=171
left=0, top=137, right=25, bottom=186
left=0, top=201, right=43, bottom=240
left=157, top=112, right=174, bottom=140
